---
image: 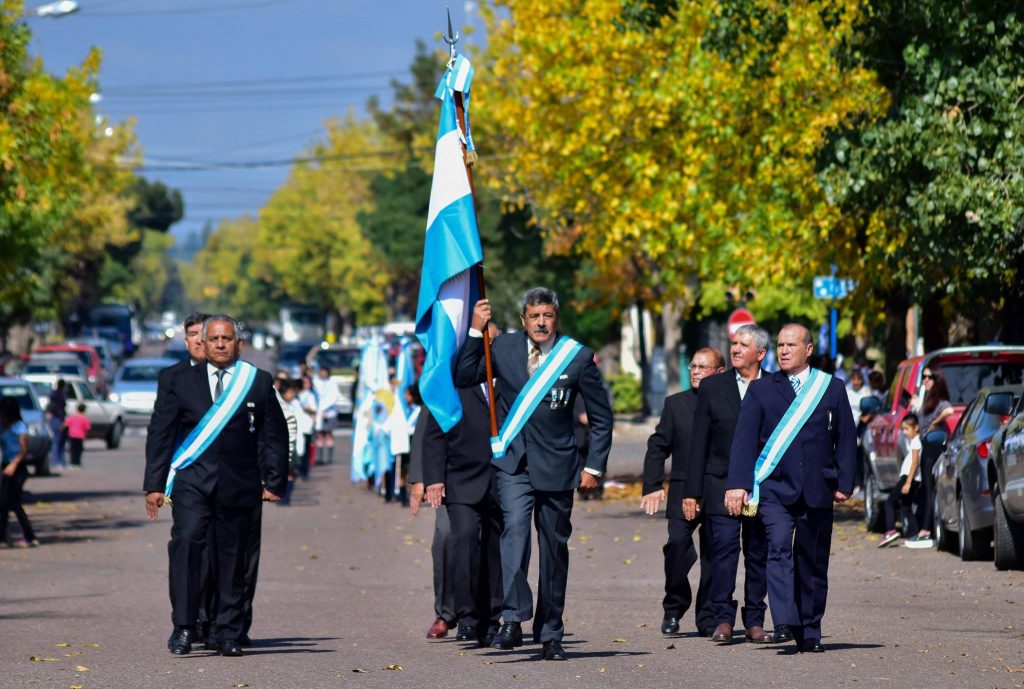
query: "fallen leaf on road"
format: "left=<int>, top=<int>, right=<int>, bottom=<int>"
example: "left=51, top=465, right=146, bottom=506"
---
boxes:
left=623, top=559, right=633, bottom=565
left=56, top=643, right=72, bottom=648
left=74, top=665, right=89, bottom=672
left=632, top=535, right=642, bottom=542
left=458, top=651, right=466, bottom=656
left=635, top=623, right=647, bottom=628
left=70, top=685, right=83, bottom=689
left=599, top=667, right=606, bottom=673
left=666, top=644, right=676, bottom=650
left=29, top=656, right=60, bottom=662
left=352, top=668, right=369, bottom=673
left=612, top=638, right=627, bottom=643
left=234, top=684, right=249, bottom=687
left=383, top=664, right=403, bottom=671
left=83, top=644, right=101, bottom=648
left=635, top=663, right=645, bottom=668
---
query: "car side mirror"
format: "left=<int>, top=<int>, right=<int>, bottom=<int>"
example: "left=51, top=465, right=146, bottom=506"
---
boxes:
left=984, top=392, right=1013, bottom=417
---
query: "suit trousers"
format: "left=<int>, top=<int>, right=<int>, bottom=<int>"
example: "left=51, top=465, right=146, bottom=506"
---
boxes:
left=759, top=496, right=833, bottom=643
left=432, top=505, right=457, bottom=623
left=495, top=466, right=574, bottom=643
left=447, top=497, right=504, bottom=636
left=663, top=514, right=715, bottom=631
left=168, top=482, right=255, bottom=641
left=241, top=499, right=263, bottom=637
left=707, top=513, right=768, bottom=628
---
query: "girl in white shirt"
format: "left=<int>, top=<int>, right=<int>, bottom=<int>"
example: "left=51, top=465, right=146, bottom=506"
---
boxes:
left=878, top=414, right=922, bottom=547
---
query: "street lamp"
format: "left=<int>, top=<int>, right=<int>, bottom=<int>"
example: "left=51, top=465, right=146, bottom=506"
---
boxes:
left=24, top=1, right=79, bottom=18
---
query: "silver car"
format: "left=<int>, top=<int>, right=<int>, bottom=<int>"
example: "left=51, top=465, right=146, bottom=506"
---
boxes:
left=110, top=358, right=176, bottom=421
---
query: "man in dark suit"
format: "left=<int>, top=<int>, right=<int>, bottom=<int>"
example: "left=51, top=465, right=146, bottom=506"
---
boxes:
left=641, top=347, right=724, bottom=636
left=726, top=324, right=856, bottom=653
left=456, top=288, right=613, bottom=661
left=423, top=367, right=504, bottom=648
left=145, top=315, right=289, bottom=657
left=145, top=312, right=217, bottom=644
left=684, top=324, right=775, bottom=645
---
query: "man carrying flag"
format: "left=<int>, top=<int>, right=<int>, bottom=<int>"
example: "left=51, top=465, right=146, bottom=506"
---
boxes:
left=457, top=289, right=613, bottom=661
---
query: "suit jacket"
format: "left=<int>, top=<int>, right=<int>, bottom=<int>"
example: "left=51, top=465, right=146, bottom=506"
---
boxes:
left=455, top=331, right=613, bottom=492
left=144, top=358, right=193, bottom=493
left=422, top=385, right=496, bottom=505
left=727, top=370, right=857, bottom=509
left=642, top=390, right=697, bottom=520
left=685, top=370, right=760, bottom=516
left=407, top=406, right=430, bottom=485
left=143, top=360, right=289, bottom=506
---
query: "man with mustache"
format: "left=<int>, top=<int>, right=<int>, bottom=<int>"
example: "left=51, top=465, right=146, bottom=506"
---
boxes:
left=725, top=324, right=856, bottom=653
left=457, top=288, right=613, bottom=661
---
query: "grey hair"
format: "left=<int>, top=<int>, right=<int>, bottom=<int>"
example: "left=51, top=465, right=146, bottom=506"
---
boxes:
left=201, top=314, right=240, bottom=340
left=519, top=287, right=560, bottom=316
left=735, top=324, right=770, bottom=352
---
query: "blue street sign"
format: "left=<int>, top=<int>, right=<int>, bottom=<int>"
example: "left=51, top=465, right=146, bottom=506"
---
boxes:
left=812, top=276, right=851, bottom=300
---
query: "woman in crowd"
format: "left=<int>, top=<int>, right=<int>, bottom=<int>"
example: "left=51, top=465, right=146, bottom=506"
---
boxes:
left=906, top=366, right=953, bottom=548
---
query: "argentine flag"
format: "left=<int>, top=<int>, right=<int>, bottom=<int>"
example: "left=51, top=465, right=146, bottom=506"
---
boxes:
left=415, top=54, right=482, bottom=433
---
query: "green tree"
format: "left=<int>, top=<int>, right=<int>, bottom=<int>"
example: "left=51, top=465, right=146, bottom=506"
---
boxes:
left=819, top=2, right=1024, bottom=367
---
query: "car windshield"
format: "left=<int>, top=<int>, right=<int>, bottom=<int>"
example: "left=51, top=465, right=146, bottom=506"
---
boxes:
left=119, top=365, right=165, bottom=382
left=315, top=349, right=359, bottom=371
left=939, top=362, right=1024, bottom=406
left=0, top=384, right=37, bottom=411
left=25, top=363, right=82, bottom=376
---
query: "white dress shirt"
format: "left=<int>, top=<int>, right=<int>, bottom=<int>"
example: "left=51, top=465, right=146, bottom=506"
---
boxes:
left=735, top=368, right=763, bottom=401
left=207, top=362, right=237, bottom=401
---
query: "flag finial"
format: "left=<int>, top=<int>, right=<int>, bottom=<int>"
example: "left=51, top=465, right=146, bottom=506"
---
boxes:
left=443, top=6, right=459, bottom=62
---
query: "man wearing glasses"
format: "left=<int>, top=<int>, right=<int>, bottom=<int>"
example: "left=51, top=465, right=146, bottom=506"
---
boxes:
left=684, top=324, right=779, bottom=645
left=641, top=347, right=725, bottom=636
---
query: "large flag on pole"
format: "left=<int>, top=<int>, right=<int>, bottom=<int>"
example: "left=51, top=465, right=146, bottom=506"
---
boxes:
left=414, top=54, right=482, bottom=433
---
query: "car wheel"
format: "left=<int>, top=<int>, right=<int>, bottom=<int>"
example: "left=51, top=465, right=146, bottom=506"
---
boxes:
left=958, top=493, right=993, bottom=561
left=994, top=492, right=1024, bottom=571
left=864, top=472, right=885, bottom=533
left=106, top=418, right=124, bottom=450
left=34, top=447, right=52, bottom=477
left=934, top=492, right=956, bottom=552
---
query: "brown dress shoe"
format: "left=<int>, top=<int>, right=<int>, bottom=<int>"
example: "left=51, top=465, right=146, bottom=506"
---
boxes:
left=711, top=622, right=734, bottom=643
left=426, top=618, right=449, bottom=639
left=744, top=626, right=774, bottom=643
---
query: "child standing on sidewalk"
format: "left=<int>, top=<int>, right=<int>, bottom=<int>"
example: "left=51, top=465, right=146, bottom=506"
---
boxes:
left=64, top=404, right=91, bottom=469
left=878, top=414, right=922, bottom=547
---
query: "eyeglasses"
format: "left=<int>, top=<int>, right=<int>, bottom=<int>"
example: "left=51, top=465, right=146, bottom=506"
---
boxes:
left=689, top=364, right=715, bottom=371
left=922, top=373, right=934, bottom=380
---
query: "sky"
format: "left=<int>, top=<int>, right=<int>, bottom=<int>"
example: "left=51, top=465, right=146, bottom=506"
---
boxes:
left=27, top=0, right=482, bottom=246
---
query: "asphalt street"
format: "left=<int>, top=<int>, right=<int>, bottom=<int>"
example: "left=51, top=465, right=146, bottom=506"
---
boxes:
left=1, top=421, right=1022, bottom=689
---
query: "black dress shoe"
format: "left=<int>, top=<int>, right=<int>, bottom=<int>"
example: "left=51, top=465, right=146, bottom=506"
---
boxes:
left=773, top=625, right=794, bottom=644
left=217, top=639, right=244, bottom=657
left=490, top=622, right=523, bottom=650
left=800, top=640, right=825, bottom=653
left=238, top=634, right=252, bottom=648
left=167, top=627, right=193, bottom=655
left=697, top=626, right=714, bottom=638
left=661, top=617, right=680, bottom=635
left=456, top=625, right=476, bottom=641
left=542, top=640, right=567, bottom=661
left=478, top=632, right=498, bottom=648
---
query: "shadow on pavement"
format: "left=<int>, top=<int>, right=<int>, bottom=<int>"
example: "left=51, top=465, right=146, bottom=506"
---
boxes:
left=489, top=649, right=650, bottom=662
left=772, top=642, right=885, bottom=655
left=25, top=489, right=142, bottom=504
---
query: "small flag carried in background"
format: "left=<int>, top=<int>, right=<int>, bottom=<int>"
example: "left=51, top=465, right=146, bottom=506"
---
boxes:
left=414, top=55, right=482, bottom=432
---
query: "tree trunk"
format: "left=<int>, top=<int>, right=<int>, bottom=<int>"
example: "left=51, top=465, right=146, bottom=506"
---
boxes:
left=883, top=288, right=910, bottom=383
left=920, top=297, right=947, bottom=352
left=661, top=300, right=683, bottom=394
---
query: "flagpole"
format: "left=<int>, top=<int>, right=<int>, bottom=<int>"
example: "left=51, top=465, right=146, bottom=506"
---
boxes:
left=446, top=10, right=499, bottom=438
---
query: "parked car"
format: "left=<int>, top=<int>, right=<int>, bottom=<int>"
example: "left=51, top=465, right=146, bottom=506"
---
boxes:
left=110, top=357, right=176, bottom=421
left=32, top=343, right=109, bottom=395
left=23, top=355, right=89, bottom=381
left=862, top=346, right=1024, bottom=532
left=76, top=336, right=119, bottom=372
left=162, top=343, right=190, bottom=363
left=990, top=395, right=1024, bottom=570
left=26, top=375, right=126, bottom=449
left=307, top=343, right=360, bottom=416
left=0, top=377, right=53, bottom=475
left=932, top=385, right=1022, bottom=559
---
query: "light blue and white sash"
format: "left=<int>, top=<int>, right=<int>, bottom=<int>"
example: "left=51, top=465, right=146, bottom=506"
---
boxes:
left=748, top=368, right=832, bottom=508
left=164, top=361, right=258, bottom=499
left=490, top=337, right=583, bottom=459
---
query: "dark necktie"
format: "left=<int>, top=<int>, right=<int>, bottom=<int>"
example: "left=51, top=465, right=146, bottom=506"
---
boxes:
left=214, top=370, right=225, bottom=401
left=528, top=346, right=542, bottom=377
